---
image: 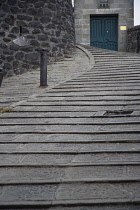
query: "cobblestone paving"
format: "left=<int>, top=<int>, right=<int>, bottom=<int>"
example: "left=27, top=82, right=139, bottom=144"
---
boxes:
left=0, top=46, right=140, bottom=209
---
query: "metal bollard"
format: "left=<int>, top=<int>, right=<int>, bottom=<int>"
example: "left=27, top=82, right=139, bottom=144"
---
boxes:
left=39, top=49, right=48, bottom=87
left=0, top=68, right=3, bottom=87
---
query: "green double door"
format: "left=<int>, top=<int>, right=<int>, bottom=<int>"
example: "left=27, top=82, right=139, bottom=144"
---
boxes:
left=90, top=16, right=118, bottom=51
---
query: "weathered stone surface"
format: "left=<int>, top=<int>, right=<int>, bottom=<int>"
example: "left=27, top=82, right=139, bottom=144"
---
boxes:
left=127, top=25, right=140, bottom=53
left=0, top=31, right=5, bottom=37
left=7, top=0, right=17, bottom=6
left=72, top=153, right=140, bottom=164
left=15, top=52, right=24, bottom=60
left=25, top=52, right=38, bottom=61
left=1, top=23, right=9, bottom=30
left=0, top=0, right=74, bottom=76
left=0, top=167, right=65, bottom=182
left=0, top=43, right=7, bottom=49
left=63, top=165, right=139, bottom=180
left=4, top=15, right=14, bottom=25
left=32, top=28, right=41, bottom=34
left=11, top=26, right=19, bottom=33
left=3, top=62, right=12, bottom=70
left=30, top=40, right=40, bottom=47
left=0, top=154, right=75, bottom=165
left=0, top=185, right=57, bottom=202
left=7, top=56, right=14, bottom=62
left=10, top=6, right=21, bottom=14
left=55, top=183, right=140, bottom=201
left=3, top=37, right=11, bottom=42
left=38, top=34, right=48, bottom=41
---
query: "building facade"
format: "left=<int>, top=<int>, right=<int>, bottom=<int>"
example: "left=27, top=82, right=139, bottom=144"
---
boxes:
left=75, top=0, right=134, bottom=51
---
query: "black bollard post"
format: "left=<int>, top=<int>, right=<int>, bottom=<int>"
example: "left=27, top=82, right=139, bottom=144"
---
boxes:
left=39, top=49, right=48, bottom=87
left=0, top=68, right=3, bottom=87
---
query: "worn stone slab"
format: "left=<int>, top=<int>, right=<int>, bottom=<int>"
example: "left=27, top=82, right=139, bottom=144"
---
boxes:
left=0, top=154, right=75, bottom=166
left=0, top=183, right=140, bottom=205
left=0, top=184, right=57, bottom=203
left=46, top=86, right=140, bottom=92
left=0, top=117, right=140, bottom=125
left=0, top=143, right=139, bottom=153
left=54, top=83, right=140, bottom=89
left=0, top=124, right=140, bottom=133
left=3, top=133, right=140, bottom=143
left=65, top=80, right=140, bottom=85
left=0, top=111, right=95, bottom=118
left=0, top=143, right=83, bottom=153
left=0, top=134, right=19, bottom=141
left=81, top=71, right=140, bottom=77
left=0, top=165, right=140, bottom=184
left=55, top=182, right=140, bottom=201
left=19, top=101, right=140, bottom=106
left=0, top=167, right=65, bottom=183
left=1, top=153, right=140, bottom=166
left=14, top=105, right=125, bottom=112
left=79, top=143, right=140, bottom=152
left=71, top=76, right=140, bottom=81
left=40, top=90, right=140, bottom=97
left=72, top=153, right=140, bottom=164
left=63, top=165, right=140, bottom=180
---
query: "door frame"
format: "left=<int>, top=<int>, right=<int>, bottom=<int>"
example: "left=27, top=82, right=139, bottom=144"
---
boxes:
left=90, top=14, right=118, bottom=51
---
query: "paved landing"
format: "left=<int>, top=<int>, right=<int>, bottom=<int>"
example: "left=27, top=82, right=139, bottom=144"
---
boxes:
left=0, top=46, right=140, bottom=209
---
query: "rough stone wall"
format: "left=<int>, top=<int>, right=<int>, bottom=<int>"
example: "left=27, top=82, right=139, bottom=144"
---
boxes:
left=74, top=0, right=134, bottom=51
left=127, top=25, right=140, bottom=53
left=0, top=0, right=75, bottom=76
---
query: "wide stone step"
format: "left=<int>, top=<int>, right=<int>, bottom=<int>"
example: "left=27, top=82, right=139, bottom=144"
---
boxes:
left=80, top=71, right=140, bottom=77
left=0, top=133, right=140, bottom=143
left=0, top=142, right=139, bottom=153
left=0, top=117, right=140, bottom=125
left=13, top=104, right=140, bottom=112
left=71, top=76, right=140, bottom=82
left=53, top=83, right=140, bottom=89
left=64, top=79, right=140, bottom=85
left=1, top=124, right=140, bottom=133
left=28, top=90, right=140, bottom=96
left=0, top=182, right=140, bottom=207
left=44, top=86, right=140, bottom=92
left=18, top=100, right=140, bottom=106
left=0, top=165, right=139, bottom=184
left=0, top=152, right=140, bottom=166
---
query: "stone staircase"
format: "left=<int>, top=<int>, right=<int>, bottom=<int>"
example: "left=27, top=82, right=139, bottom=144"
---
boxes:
left=0, top=46, right=140, bottom=209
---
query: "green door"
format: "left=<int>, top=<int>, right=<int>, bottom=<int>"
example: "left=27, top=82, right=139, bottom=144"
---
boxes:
left=90, top=16, right=118, bottom=51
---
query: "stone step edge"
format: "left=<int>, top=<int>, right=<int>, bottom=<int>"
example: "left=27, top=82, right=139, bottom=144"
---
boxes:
left=0, top=150, right=140, bottom=155
left=0, top=130, right=140, bottom=134
left=0, top=115, right=140, bottom=118
left=0, top=140, right=140, bottom=144
left=0, top=177, right=140, bottom=185
left=1, top=121, right=140, bottom=126
left=0, top=139, right=140, bottom=145
left=0, top=162, right=140, bottom=167
left=0, top=198, right=140, bottom=207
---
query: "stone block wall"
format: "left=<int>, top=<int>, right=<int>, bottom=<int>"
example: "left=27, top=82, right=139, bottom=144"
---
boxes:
left=0, top=0, right=74, bottom=76
left=127, top=25, right=140, bottom=53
